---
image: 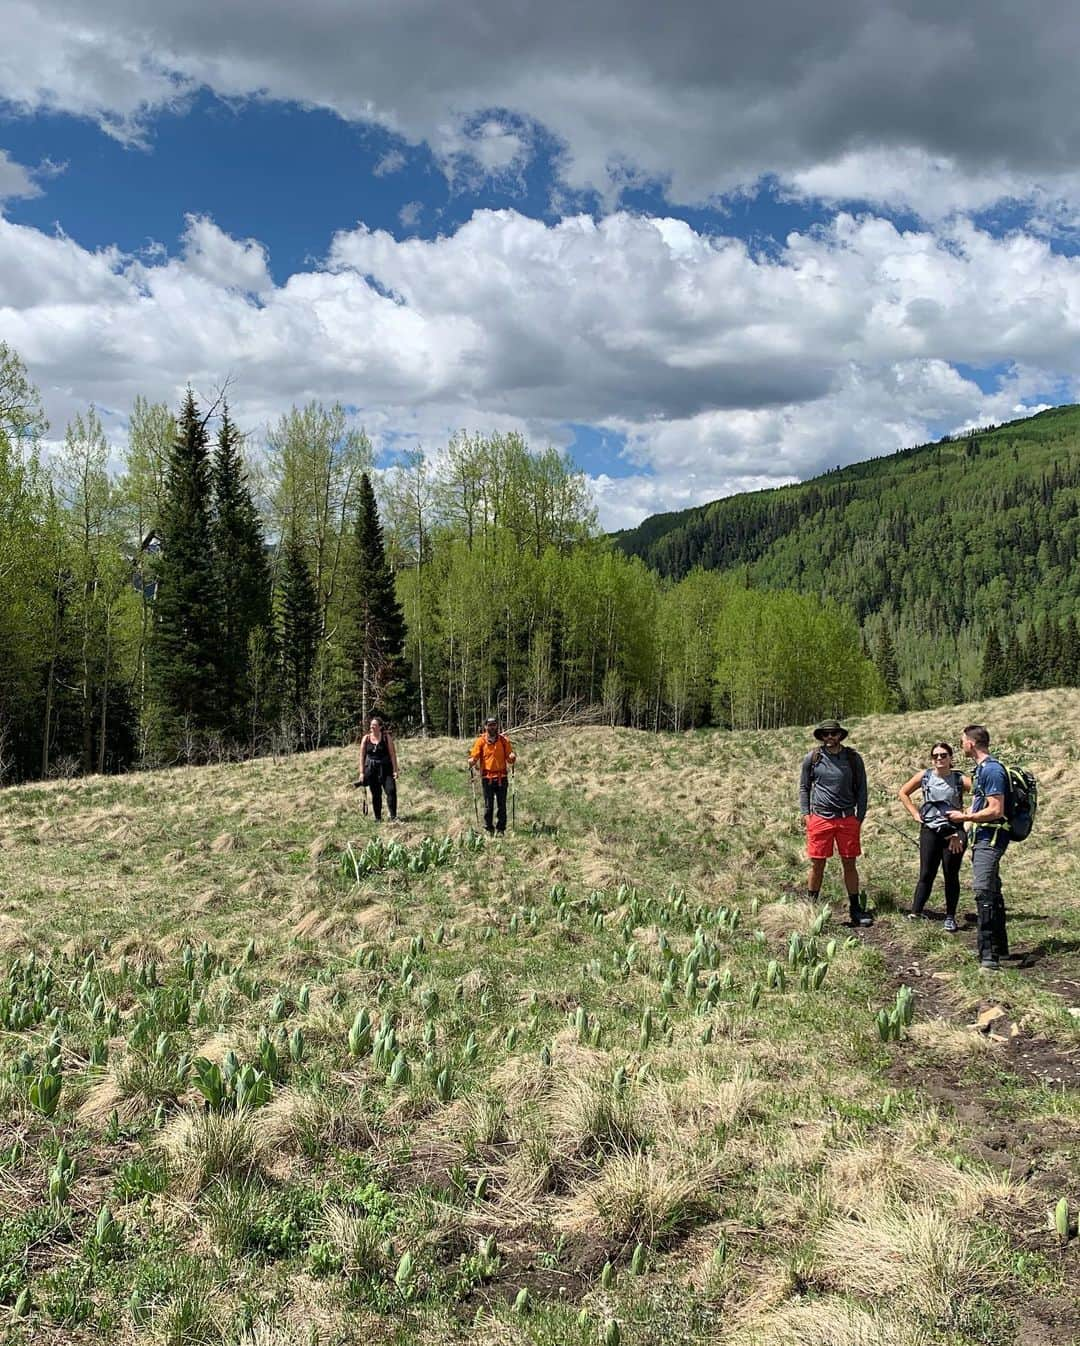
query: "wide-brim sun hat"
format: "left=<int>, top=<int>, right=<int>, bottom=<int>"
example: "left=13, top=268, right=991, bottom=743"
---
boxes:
left=813, top=719, right=849, bottom=741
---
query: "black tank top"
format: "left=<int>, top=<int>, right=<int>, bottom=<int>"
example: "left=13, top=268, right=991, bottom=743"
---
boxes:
left=364, top=735, right=391, bottom=776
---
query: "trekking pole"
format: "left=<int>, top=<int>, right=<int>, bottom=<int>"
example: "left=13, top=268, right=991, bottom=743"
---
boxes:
left=510, top=768, right=516, bottom=833
left=878, top=817, right=920, bottom=849
left=469, top=767, right=480, bottom=829
left=349, top=779, right=370, bottom=817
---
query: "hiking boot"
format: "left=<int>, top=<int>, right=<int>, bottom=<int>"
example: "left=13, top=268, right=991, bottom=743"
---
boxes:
left=849, top=897, right=873, bottom=928
left=979, top=958, right=1001, bottom=974
left=943, top=915, right=958, bottom=933
left=906, top=910, right=928, bottom=921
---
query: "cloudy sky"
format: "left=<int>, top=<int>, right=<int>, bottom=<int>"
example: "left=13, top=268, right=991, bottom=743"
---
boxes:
left=3, top=0, right=1080, bottom=527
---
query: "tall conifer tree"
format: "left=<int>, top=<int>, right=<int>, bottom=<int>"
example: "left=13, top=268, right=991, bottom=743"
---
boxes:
left=212, top=406, right=274, bottom=740
left=1055, top=616, right=1071, bottom=689
left=873, top=625, right=905, bottom=710
left=1003, top=631, right=1025, bottom=696
left=279, top=528, right=319, bottom=742
left=980, top=624, right=1007, bottom=698
left=347, top=472, right=409, bottom=725
left=148, top=390, right=222, bottom=757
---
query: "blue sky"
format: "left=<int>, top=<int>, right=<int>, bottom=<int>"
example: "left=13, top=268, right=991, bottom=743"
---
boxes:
left=3, top=1, right=1080, bottom=527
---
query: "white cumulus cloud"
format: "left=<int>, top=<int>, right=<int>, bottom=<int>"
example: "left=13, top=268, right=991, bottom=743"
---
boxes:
left=0, top=149, right=44, bottom=205
left=3, top=207, right=1080, bottom=526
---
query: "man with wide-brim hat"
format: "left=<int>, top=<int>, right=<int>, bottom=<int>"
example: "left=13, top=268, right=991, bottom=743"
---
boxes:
left=800, top=719, right=872, bottom=926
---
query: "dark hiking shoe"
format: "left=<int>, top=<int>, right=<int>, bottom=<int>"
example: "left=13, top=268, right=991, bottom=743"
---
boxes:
left=849, top=900, right=873, bottom=928
left=906, top=911, right=928, bottom=921
left=979, top=959, right=1001, bottom=974
left=943, top=916, right=958, bottom=933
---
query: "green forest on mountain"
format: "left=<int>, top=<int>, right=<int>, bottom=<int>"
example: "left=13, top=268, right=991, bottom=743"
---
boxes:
left=615, top=406, right=1080, bottom=709
left=0, top=343, right=886, bottom=783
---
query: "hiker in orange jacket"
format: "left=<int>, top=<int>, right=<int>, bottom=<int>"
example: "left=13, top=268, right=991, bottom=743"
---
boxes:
left=468, top=716, right=516, bottom=835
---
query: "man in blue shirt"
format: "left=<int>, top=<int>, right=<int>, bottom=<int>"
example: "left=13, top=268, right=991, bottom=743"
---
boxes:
left=947, top=723, right=1009, bottom=972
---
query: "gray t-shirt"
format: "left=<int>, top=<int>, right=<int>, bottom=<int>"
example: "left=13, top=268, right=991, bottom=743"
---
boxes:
left=800, top=746, right=867, bottom=820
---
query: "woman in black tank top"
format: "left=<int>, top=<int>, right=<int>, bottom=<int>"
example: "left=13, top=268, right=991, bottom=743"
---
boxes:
left=360, top=717, right=399, bottom=821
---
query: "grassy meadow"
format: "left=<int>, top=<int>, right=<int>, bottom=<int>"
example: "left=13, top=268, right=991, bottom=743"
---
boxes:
left=0, top=690, right=1078, bottom=1345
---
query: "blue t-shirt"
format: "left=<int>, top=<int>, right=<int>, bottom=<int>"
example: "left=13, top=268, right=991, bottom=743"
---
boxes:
left=973, top=757, right=1008, bottom=843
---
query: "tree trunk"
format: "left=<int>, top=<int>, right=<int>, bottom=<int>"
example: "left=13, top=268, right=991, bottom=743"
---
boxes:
left=97, top=612, right=111, bottom=774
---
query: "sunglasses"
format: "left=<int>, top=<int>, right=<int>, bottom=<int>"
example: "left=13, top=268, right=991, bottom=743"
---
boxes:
left=931, top=751, right=951, bottom=759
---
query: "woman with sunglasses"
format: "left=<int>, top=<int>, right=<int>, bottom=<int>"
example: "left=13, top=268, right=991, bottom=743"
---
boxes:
left=898, top=742, right=972, bottom=930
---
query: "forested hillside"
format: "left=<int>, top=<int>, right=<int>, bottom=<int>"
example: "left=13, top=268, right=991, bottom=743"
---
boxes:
left=615, top=406, right=1080, bottom=708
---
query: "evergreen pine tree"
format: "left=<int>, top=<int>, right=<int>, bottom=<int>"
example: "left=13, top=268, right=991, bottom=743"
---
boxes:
left=148, top=390, right=223, bottom=758
left=1055, top=616, right=1071, bottom=689
left=1041, top=615, right=1065, bottom=687
left=1002, top=631, right=1025, bottom=696
left=980, top=624, right=1007, bottom=698
left=873, top=625, right=905, bottom=710
left=1021, top=621, right=1041, bottom=690
left=347, top=472, right=410, bottom=726
left=279, top=528, right=319, bottom=745
left=212, top=406, right=275, bottom=741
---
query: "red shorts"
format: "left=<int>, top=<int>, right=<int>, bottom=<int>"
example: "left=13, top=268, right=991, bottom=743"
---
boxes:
left=806, top=813, right=862, bottom=859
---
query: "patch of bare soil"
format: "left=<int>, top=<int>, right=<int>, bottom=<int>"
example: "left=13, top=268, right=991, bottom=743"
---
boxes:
left=462, top=1231, right=615, bottom=1315
left=860, top=921, right=1080, bottom=1090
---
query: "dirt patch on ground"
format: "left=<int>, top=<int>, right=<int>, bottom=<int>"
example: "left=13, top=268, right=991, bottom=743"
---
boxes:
left=461, top=1230, right=619, bottom=1315
left=856, top=918, right=1080, bottom=1337
left=860, top=922, right=1080, bottom=1090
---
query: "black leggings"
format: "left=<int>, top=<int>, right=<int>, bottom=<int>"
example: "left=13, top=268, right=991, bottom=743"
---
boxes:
left=368, top=768, right=397, bottom=821
left=911, top=825, right=963, bottom=915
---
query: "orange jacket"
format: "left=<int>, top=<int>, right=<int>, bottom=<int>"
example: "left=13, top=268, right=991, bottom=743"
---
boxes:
left=469, top=733, right=515, bottom=779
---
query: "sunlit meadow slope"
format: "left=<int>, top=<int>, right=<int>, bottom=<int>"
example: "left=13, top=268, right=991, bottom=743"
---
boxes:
left=0, top=690, right=1077, bottom=1344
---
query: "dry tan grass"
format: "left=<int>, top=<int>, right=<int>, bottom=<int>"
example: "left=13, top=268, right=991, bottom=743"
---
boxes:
left=543, top=1069, right=650, bottom=1161
left=156, top=1110, right=269, bottom=1198
left=1, top=695, right=1076, bottom=1343
left=730, top=1297, right=937, bottom=1346
left=816, top=1199, right=998, bottom=1323
left=319, top=1203, right=387, bottom=1277
left=558, top=1148, right=726, bottom=1245
left=258, top=1085, right=374, bottom=1156
left=642, top=1064, right=764, bottom=1137
left=0, top=915, right=31, bottom=956
left=907, top=1018, right=1002, bottom=1058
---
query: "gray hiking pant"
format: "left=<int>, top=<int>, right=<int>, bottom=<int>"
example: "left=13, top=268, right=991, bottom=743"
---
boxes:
left=971, top=836, right=1009, bottom=962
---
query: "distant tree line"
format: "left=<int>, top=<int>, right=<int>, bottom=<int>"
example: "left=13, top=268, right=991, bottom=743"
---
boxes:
left=980, top=615, right=1080, bottom=699
left=0, top=342, right=886, bottom=782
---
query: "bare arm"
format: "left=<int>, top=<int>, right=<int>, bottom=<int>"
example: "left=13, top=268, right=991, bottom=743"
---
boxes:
left=898, top=772, right=924, bottom=823
left=949, top=794, right=1004, bottom=824
left=957, top=794, right=1004, bottom=824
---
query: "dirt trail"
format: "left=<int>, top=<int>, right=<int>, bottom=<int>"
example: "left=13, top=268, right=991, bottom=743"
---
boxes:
left=855, top=920, right=1080, bottom=1346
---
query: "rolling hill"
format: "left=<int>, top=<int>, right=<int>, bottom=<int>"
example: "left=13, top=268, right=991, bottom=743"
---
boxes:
left=614, top=405, right=1080, bottom=706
